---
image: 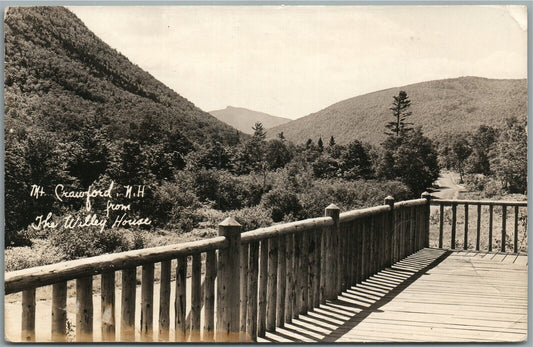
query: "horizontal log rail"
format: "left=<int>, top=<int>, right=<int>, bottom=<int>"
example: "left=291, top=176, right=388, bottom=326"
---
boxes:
left=430, top=199, right=527, bottom=252
left=432, top=198, right=527, bottom=207
left=5, top=237, right=228, bottom=295
left=5, top=192, right=526, bottom=343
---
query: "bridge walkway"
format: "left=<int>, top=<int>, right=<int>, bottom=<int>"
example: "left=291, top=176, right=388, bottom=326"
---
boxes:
left=258, top=248, right=528, bottom=343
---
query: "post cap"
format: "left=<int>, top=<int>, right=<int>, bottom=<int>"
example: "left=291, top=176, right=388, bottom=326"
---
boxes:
left=325, top=203, right=340, bottom=211
left=384, top=195, right=395, bottom=204
left=421, top=192, right=431, bottom=199
left=219, top=217, right=241, bottom=227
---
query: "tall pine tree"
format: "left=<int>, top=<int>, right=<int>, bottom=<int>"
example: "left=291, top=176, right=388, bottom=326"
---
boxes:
left=385, top=90, right=413, bottom=137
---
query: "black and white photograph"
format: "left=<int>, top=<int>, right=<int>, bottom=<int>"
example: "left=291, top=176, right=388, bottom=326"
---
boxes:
left=3, top=4, right=528, bottom=343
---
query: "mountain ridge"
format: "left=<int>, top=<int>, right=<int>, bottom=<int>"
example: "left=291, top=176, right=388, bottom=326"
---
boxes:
left=268, top=76, right=527, bottom=146
left=4, top=6, right=241, bottom=145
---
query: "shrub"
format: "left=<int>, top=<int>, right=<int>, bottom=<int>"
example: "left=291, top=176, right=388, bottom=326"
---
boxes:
left=298, top=179, right=411, bottom=218
left=5, top=239, right=64, bottom=271
left=261, top=188, right=302, bottom=222
left=150, top=179, right=203, bottom=232
left=231, top=206, right=274, bottom=231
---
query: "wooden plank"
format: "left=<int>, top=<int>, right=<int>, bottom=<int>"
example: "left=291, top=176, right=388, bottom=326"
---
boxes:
left=439, top=204, right=444, bottom=248
left=266, top=236, right=279, bottom=331
left=121, top=267, right=136, bottom=341
left=285, top=234, right=294, bottom=322
left=300, top=230, right=309, bottom=314
left=203, top=250, right=216, bottom=341
left=216, top=218, right=241, bottom=341
left=141, top=263, right=154, bottom=341
left=257, top=239, right=268, bottom=337
left=175, top=256, right=187, bottom=341
left=240, top=244, right=249, bottom=335
left=314, top=228, right=321, bottom=308
left=294, top=232, right=302, bottom=316
left=501, top=205, right=507, bottom=252
left=513, top=206, right=519, bottom=253
left=100, top=272, right=115, bottom=341
left=464, top=203, right=469, bottom=250
left=451, top=203, right=457, bottom=249
left=246, top=242, right=259, bottom=341
left=307, top=229, right=315, bottom=311
left=52, top=282, right=67, bottom=342
left=476, top=204, right=481, bottom=251
left=21, top=288, right=35, bottom=342
left=320, top=226, right=327, bottom=303
left=190, top=254, right=201, bottom=341
left=489, top=204, right=494, bottom=251
left=76, top=276, right=93, bottom=342
left=277, top=235, right=287, bottom=326
left=159, top=260, right=171, bottom=341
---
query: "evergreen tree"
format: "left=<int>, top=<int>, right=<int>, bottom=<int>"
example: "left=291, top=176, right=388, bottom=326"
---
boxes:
left=252, top=122, right=266, bottom=141
left=385, top=90, right=413, bottom=137
left=317, top=137, right=324, bottom=152
left=329, top=136, right=336, bottom=147
left=278, top=132, right=285, bottom=141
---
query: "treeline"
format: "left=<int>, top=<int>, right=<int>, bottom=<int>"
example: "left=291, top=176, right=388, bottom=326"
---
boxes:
left=437, top=117, right=527, bottom=195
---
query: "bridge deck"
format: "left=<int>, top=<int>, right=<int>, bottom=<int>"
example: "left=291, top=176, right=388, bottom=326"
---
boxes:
left=259, top=248, right=528, bottom=343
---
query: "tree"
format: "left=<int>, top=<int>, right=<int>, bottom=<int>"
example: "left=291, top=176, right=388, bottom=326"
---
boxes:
left=252, top=122, right=266, bottom=141
left=312, top=154, right=340, bottom=179
left=329, top=136, right=336, bottom=147
left=491, top=117, right=527, bottom=193
left=317, top=137, right=324, bottom=152
left=265, top=139, right=293, bottom=170
left=378, top=128, right=440, bottom=196
left=451, top=136, right=472, bottom=183
left=339, top=140, right=373, bottom=180
left=466, top=125, right=499, bottom=175
left=278, top=132, right=285, bottom=141
left=385, top=90, right=413, bottom=137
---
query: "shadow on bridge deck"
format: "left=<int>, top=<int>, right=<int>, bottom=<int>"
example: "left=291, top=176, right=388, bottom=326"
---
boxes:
left=259, top=248, right=527, bottom=343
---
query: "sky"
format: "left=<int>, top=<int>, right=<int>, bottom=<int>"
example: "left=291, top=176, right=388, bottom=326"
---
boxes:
left=69, top=5, right=527, bottom=120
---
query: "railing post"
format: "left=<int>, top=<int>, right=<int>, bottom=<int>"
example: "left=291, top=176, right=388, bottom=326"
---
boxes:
left=216, top=217, right=242, bottom=342
left=384, top=196, right=395, bottom=267
left=325, top=204, right=340, bottom=300
left=421, top=192, right=431, bottom=248
left=501, top=205, right=507, bottom=252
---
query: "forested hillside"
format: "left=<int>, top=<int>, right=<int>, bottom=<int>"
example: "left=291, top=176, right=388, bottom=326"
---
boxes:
left=269, top=77, right=527, bottom=145
left=4, top=6, right=240, bottom=143
left=4, top=6, right=241, bottom=244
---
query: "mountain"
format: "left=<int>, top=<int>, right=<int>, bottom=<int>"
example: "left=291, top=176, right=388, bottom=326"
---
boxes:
left=268, top=77, right=527, bottom=146
left=4, top=6, right=240, bottom=145
left=209, top=106, right=291, bottom=134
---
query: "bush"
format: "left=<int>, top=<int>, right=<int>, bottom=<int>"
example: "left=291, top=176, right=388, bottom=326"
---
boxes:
left=231, top=206, right=274, bottom=231
left=5, top=239, right=64, bottom=271
left=150, top=179, right=203, bottom=232
left=192, top=169, right=268, bottom=211
left=463, top=174, right=504, bottom=198
left=261, top=188, right=302, bottom=222
left=298, top=179, right=411, bottom=218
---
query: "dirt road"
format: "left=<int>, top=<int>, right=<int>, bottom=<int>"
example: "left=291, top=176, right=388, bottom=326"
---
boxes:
left=430, top=171, right=465, bottom=200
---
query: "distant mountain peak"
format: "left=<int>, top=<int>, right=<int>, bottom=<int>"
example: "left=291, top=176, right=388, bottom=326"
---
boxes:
left=210, top=106, right=291, bottom=134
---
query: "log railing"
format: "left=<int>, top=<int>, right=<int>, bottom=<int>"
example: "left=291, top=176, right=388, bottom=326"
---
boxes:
left=2, top=192, right=474, bottom=342
left=430, top=199, right=527, bottom=252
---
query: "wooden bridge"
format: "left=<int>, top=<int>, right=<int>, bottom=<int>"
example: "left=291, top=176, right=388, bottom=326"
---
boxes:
left=4, top=194, right=527, bottom=343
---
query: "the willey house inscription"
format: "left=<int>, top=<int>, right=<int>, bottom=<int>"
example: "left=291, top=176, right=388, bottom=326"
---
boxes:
left=29, top=181, right=152, bottom=232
